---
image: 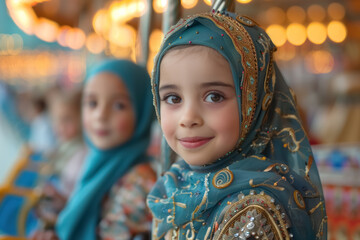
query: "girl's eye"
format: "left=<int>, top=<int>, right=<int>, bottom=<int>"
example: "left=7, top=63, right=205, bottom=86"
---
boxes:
left=164, top=95, right=181, bottom=104
left=113, top=102, right=125, bottom=110
left=205, top=92, right=224, bottom=103
left=86, top=100, right=97, bottom=108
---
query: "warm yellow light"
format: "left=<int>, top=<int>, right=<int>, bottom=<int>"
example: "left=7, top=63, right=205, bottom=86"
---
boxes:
left=286, top=23, right=307, bottom=46
left=307, top=4, right=326, bottom=22
left=9, top=6, right=37, bottom=34
left=34, top=18, right=59, bottom=42
left=327, top=21, right=347, bottom=43
left=236, top=0, right=252, bottom=4
left=286, top=6, right=306, bottom=23
left=93, top=9, right=109, bottom=35
left=110, top=2, right=128, bottom=22
left=181, top=0, right=198, bottom=9
left=328, top=3, right=345, bottom=20
left=136, top=0, right=147, bottom=17
left=203, top=0, right=211, bottom=6
left=109, top=24, right=136, bottom=48
left=109, top=43, right=132, bottom=58
left=86, top=33, right=106, bottom=54
left=305, top=50, right=334, bottom=74
left=57, top=25, right=71, bottom=47
left=275, top=44, right=296, bottom=61
left=149, top=29, right=164, bottom=52
left=66, top=28, right=86, bottom=50
left=266, top=24, right=286, bottom=47
left=153, top=0, right=167, bottom=14
left=307, top=22, right=327, bottom=45
left=265, top=7, right=286, bottom=25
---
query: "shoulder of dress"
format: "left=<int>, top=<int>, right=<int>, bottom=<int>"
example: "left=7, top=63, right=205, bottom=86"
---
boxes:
left=213, top=190, right=293, bottom=240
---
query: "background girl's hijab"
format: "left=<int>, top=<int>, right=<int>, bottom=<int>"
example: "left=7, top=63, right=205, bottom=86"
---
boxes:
left=56, top=59, right=154, bottom=240
left=148, top=12, right=327, bottom=239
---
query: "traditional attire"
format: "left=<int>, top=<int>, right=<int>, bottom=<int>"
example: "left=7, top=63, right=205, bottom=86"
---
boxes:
left=56, top=59, right=156, bottom=240
left=147, top=12, right=327, bottom=240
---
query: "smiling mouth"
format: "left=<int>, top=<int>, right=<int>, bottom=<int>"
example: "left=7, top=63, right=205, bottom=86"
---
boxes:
left=178, top=137, right=214, bottom=149
left=95, top=129, right=110, bottom=137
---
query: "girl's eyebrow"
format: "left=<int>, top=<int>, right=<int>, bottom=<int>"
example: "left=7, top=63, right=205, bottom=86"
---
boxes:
left=201, top=81, right=234, bottom=88
left=159, top=84, right=179, bottom=92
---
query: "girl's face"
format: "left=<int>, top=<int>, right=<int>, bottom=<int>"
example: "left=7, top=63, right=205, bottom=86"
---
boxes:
left=159, top=46, right=240, bottom=166
left=82, top=72, right=135, bottom=150
left=51, top=101, right=81, bottom=142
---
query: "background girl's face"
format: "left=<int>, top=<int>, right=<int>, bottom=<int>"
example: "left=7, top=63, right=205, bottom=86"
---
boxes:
left=51, top=101, right=81, bottom=142
left=82, top=72, right=135, bottom=150
left=159, top=46, right=240, bottom=166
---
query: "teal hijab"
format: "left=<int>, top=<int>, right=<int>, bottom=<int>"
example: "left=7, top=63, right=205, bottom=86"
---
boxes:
left=147, top=12, right=327, bottom=239
left=56, top=59, right=154, bottom=240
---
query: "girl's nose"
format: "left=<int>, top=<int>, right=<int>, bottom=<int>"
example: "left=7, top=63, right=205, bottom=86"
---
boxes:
left=179, top=104, right=203, bottom=128
left=95, top=104, right=109, bottom=121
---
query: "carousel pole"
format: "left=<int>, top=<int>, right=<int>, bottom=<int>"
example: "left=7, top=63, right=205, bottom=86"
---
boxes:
left=162, top=0, right=181, bottom=33
left=136, top=0, right=153, bottom=67
left=211, top=0, right=235, bottom=12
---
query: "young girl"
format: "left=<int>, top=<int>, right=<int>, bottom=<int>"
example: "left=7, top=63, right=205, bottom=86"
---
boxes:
left=34, top=59, right=157, bottom=240
left=34, top=88, right=87, bottom=228
left=147, top=11, right=327, bottom=239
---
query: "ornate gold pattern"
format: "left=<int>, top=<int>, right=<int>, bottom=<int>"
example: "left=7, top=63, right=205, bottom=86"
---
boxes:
left=293, top=190, right=306, bottom=210
left=201, top=12, right=258, bottom=146
left=213, top=191, right=291, bottom=240
left=212, top=168, right=234, bottom=189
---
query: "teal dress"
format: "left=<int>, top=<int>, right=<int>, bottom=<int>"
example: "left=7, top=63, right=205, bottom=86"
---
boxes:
left=147, top=12, right=327, bottom=240
left=56, top=59, right=155, bottom=240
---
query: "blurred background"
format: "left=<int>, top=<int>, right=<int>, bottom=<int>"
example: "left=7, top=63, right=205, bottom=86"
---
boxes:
left=0, top=0, right=359, bottom=239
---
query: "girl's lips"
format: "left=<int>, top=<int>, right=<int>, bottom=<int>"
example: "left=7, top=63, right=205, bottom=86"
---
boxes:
left=179, top=137, right=213, bottom=149
left=95, top=130, right=110, bottom=137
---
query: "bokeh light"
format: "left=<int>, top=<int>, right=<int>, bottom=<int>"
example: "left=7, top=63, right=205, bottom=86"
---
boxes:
left=153, top=0, right=167, bottom=13
left=286, top=23, right=307, bottom=46
left=265, top=7, right=286, bottom=25
left=307, top=4, right=326, bottom=22
left=266, top=24, right=286, bottom=47
left=328, top=2, right=346, bottom=20
left=149, top=29, right=164, bottom=52
left=86, top=33, right=106, bottom=54
left=203, top=0, right=211, bottom=6
left=181, top=0, right=198, bottom=9
left=327, top=21, right=347, bottom=43
left=236, top=0, right=252, bottom=4
left=305, top=50, right=334, bottom=74
left=307, top=22, right=327, bottom=45
left=286, top=6, right=306, bottom=23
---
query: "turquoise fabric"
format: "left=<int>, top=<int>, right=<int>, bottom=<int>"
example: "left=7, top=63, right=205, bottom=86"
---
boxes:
left=147, top=12, right=327, bottom=239
left=56, top=59, right=154, bottom=240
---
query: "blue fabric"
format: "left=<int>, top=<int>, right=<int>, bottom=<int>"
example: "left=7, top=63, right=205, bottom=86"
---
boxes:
left=147, top=12, right=327, bottom=239
left=56, top=59, right=154, bottom=240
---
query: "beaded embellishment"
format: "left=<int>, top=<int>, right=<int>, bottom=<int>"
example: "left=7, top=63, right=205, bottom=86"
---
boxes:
left=213, top=190, right=292, bottom=240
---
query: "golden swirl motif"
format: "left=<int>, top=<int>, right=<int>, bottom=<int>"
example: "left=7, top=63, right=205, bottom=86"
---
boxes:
left=212, top=168, right=234, bottom=189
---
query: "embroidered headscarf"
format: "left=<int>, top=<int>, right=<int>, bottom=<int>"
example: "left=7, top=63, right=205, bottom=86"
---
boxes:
left=147, top=12, right=327, bottom=239
left=56, top=59, right=154, bottom=240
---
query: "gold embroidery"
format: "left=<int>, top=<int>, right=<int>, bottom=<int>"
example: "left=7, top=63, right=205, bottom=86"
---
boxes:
left=212, top=168, right=234, bottom=189
left=214, top=192, right=290, bottom=240
left=293, top=190, right=306, bottom=209
left=249, top=179, right=285, bottom=191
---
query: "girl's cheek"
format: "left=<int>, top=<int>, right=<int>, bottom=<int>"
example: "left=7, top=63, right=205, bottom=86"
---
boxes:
left=117, top=119, right=129, bottom=132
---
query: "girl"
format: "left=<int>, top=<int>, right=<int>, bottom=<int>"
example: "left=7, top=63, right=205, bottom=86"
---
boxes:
left=147, top=11, right=327, bottom=239
left=35, top=59, right=157, bottom=240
